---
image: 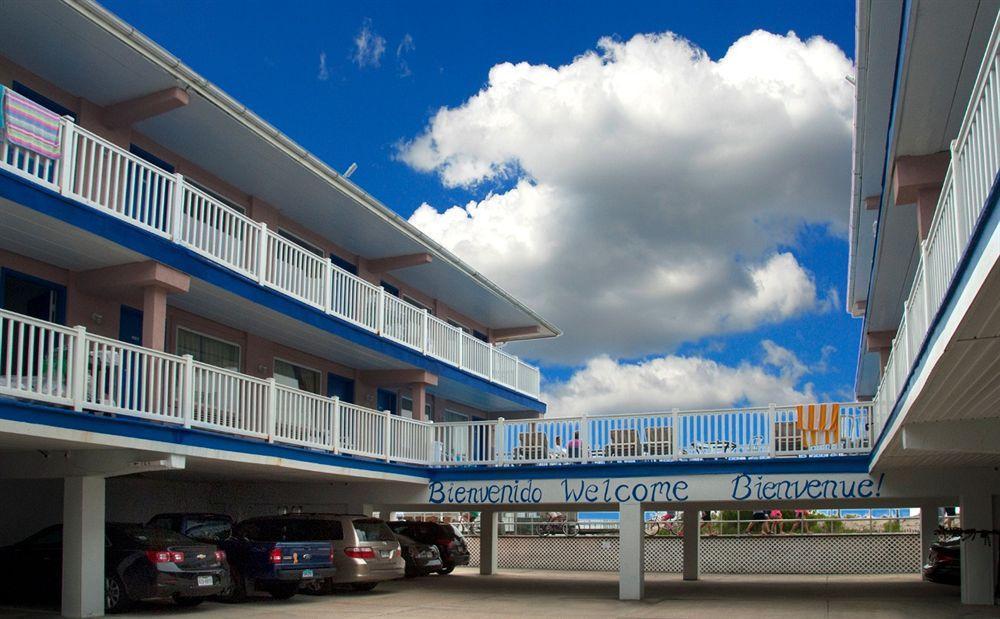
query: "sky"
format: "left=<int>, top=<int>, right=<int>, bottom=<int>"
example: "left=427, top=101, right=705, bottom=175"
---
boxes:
left=101, top=0, right=861, bottom=417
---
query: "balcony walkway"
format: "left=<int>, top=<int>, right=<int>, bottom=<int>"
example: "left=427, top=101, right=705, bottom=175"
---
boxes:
left=0, top=308, right=873, bottom=471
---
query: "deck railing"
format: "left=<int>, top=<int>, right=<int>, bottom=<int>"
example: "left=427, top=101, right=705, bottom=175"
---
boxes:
left=0, top=96, right=542, bottom=399
left=0, top=308, right=871, bottom=467
left=871, top=13, right=1000, bottom=440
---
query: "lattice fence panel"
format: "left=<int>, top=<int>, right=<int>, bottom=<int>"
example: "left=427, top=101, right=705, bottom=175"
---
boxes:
left=467, top=534, right=919, bottom=574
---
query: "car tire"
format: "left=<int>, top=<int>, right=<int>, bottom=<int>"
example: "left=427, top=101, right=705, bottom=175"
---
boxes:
left=173, top=596, right=205, bottom=608
left=267, top=583, right=299, bottom=600
left=350, top=582, right=378, bottom=592
left=105, top=574, right=132, bottom=614
left=437, top=565, right=455, bottom=575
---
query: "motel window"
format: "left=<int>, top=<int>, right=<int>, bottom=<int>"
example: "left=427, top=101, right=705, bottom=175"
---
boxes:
left=128, top=144, right=175, bottom=173
left=187, top=179, right=246, bottom=215
left=400, top=396, right=414, bottom=419
left=402, top=295, right=429, bottom=312
left=273, top=358, right=322, bottom=394
left=380, top=281, right=399, bottom=297
left=175, top=328, right=240, bottom=371
left=278, top=228, right=324, bottom=257
left=447, top=319, right=470, bottom=334
left=330, top=253, right=357, bottom=275
left=444, top=410, right=469, bottom=423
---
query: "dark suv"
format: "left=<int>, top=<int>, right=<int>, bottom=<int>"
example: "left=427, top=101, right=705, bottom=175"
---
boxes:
left=387, top=521, right=470, bottom=574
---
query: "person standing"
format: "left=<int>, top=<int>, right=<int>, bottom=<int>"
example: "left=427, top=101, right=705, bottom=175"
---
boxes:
left=769, top=509, right=784, bottom=534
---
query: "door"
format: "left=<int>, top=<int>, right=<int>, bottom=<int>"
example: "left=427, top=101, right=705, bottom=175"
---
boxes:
left=117, top=306, right=144, bottom=409
left=376, top=388, right=397, bottom=415
left=0, top=269, right=66, bottom=323
left=118, top=306, right=143, bottom=346
left=327, top=373, right=355, bottom=404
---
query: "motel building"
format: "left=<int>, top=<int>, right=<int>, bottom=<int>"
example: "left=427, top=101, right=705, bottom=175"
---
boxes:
left=0, top=0, right=997, bottom=616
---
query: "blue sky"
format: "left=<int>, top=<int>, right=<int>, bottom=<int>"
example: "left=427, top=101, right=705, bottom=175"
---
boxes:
left=102, top=0, right=860, bottom=410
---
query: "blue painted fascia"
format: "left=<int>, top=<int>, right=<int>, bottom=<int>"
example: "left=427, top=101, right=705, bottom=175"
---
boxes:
left=0, top=397, right=428, bottom=478
left=0, top=168, right=544, bottom=413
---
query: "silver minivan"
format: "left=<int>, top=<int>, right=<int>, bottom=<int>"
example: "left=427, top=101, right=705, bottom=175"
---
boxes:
left=300, top=514, right=404, bottom=592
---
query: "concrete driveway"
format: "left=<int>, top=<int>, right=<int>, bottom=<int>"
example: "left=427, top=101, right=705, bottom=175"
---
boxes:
left=2, top=568, right=996, bottom=618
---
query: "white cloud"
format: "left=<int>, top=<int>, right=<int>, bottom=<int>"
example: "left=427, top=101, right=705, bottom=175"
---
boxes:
left=401, top=30, right=853, bottom=364
left=317, top=51, right=329, bottom=81
left=352, top=18, right=386, bottom=68
left=397, top=34, right=415, bottom=77
left=543, top=341, right=815, bottom=418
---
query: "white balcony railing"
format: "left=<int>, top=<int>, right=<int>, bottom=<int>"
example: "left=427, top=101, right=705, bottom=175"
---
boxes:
left=0, top=307, right=872, bottom=467
left=871, top=13, right=1000, bottom=440
left=0, top=102, right=542, bottom=399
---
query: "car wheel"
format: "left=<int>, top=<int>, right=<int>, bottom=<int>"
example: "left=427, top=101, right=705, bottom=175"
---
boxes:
left=437, top=565, right=455, bottom=575
left=173, top=595, right=205, bottom=608
left=267, top=583, right=299, bottom=600
left=350, top=582, right=378, bottom=592
left=105, top=574, right=132, bottom=614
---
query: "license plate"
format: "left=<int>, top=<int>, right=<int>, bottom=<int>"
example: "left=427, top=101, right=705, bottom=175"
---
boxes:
left=302, top=569, right=314, bottom=578
left=197, top=575, right=213, bottom=587
left=380, top=550, right=392, bottom=559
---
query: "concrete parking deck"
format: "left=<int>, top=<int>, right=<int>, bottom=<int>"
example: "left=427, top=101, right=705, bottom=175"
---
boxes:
left=2, top=568, right=996, bottom=618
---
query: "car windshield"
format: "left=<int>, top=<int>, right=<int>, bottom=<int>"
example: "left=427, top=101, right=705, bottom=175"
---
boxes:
left=353, top=519, right=396, bottom=542
left=240, top=519, right=334, bottom=542
left=121, top=526, right=194, bottom=546
left=184, top=518, right=232, bottom=542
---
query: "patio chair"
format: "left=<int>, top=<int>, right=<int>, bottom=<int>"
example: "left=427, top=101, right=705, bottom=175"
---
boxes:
left=605, top=429, right=641, bottom=458
left=512, top=431, right=548, bottom=460
left=644, top=426, right=673, bottom=456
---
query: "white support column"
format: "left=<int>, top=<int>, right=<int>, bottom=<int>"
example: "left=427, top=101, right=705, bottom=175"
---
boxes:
left=959, top=493, right=996, bottom=605
left=682, top=509, right=700, bottom=581
left=618, top=501, right=644, bottom=600
left=919, top=504, right=939, bottom=571
left=62, top=476, right=105, bottom=618
left=480, top=510, right=499, bottom=575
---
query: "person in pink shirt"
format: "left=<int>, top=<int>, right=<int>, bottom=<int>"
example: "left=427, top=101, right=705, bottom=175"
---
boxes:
left=566, top=432, right=583, bottom=459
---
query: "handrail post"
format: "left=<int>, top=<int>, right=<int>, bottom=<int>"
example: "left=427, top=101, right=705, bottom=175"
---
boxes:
left=324, top=259, right=334, bottom=314
left=170, top=173, right=185, bottom=241
left=331, top=396, right=341, bottom=454
left=671, top=407, right=680, bottom=460
left=489, top=347, right=495, bottom=382
left=376, top=287, right=386, bottom=335
left=181, top=354, right=194, bottom=428
left=949, top=139, right=963, bottom=243
left=71, top=325, right=88, bottom=411
left=496, top=417, right=505, bottom=465
left=265, top=377, right=276, bottom=443
left=383, top=410, right=392, bottom=462
left=256, top=222, right=268, bottom=283
left=457, top=329, right=464, bottom=368
left=57, top=117, right=75, bottom=195
left=578, top=414, right=589, bottom=462
left=426, top=420, right=436, bottom=465
left=421, top=309, right=429, bottom=354
left=768, top=403, right=777, bottom=457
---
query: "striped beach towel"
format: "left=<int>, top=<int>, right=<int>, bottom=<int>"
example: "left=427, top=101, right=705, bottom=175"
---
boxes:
left=3, top=89, right=62, bottom=159
left=795, top=403, right=839, bottom=448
